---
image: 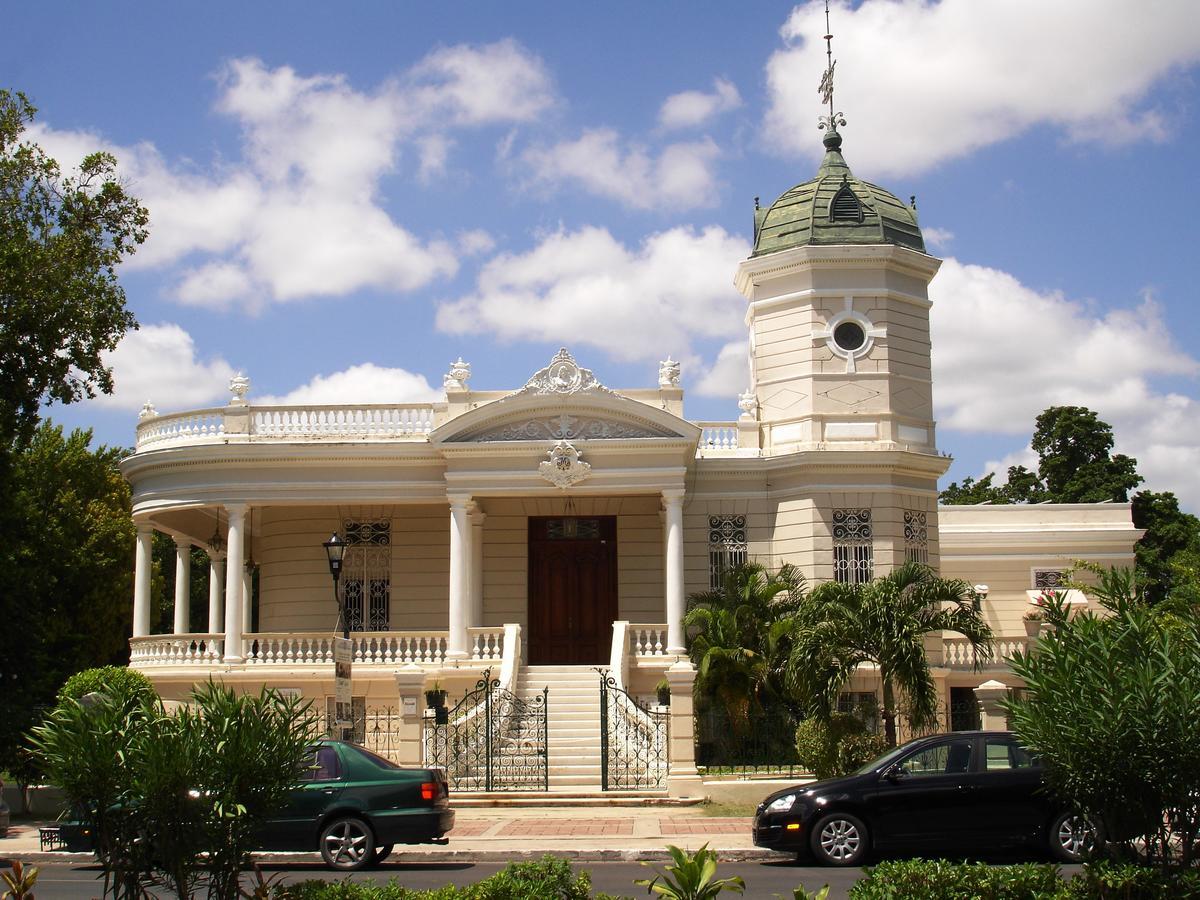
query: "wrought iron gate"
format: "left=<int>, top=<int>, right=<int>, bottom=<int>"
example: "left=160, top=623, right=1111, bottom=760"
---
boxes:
left=599, top=670, right=668, bottom=790
left=423, top=672, right=548, bottom=792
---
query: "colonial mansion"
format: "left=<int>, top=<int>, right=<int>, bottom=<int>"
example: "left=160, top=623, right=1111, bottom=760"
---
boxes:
left=121, top=123, right=1139, bottom=797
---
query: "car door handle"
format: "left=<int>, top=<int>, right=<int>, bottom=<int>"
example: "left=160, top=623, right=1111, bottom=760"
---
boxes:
left=321, top=788, right=336, bottom=794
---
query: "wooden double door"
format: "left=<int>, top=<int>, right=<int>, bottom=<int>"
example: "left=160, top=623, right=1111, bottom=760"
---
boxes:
left=527, top=516, right=617, bottom=665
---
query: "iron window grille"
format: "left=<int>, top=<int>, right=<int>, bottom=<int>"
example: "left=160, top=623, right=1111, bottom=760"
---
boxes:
left=904, top=510, right=929, bottom=565
left=837, top=691, right=880, bottom=733
left=341, top=520, right=391, bottom=631
left=833, top=508, right=873, bottom=584
left=708, top=515, right=748, bottom=590
left=1033, top=569, right=1066, bottom=590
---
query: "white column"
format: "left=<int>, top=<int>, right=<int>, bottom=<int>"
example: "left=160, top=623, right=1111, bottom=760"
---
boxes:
left=447, top=496, right=472, bottom=660
left=242, top=565, right=253, bottom=635
left=173, top=538, right=192, bottom=634
left=663, top=488, right=686, bottom=656
left=470, top=508, right=486, bottom=632
left=223, top=503, right=246, bottom=662
left=132, top=524, right=154, bottom=637
left=207, top=554, right=225, bottom=634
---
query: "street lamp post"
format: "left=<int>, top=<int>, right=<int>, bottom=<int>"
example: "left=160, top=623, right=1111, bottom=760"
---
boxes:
left=323, top=533, right=348, bottom=638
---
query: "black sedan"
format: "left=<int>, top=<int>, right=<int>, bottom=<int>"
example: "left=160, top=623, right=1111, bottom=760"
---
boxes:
left=753, top=730, right=1093, bottom=866
left=59, top=740, right=454, bottom=871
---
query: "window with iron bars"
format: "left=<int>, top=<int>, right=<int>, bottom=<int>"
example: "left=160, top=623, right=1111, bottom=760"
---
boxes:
left=833, top=508, right=873, bottom=584
left=708, top=515, right=748, bottom=589
left=837, top=691, right=881, bottom=733
left=904, top=509, right=929, bottom=565
left=1033, top=569, right=1066, bottom=590
left=341, top=520, right=391, bottom=631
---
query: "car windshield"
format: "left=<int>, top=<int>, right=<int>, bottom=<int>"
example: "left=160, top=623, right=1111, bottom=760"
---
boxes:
left=850, top=740, right=922, bottom=776
left=345, top=743, right=401, bottom=770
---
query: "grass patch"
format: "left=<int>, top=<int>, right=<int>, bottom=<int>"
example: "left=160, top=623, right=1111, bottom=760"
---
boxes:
left=697, top=800, right=758, bottom=817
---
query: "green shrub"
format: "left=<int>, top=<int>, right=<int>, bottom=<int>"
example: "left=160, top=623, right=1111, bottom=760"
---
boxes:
left=795, top=713, right=888, bottom=780
left=56, top=665, right=156, bottom=707
left=1060, top=861, right=1200, bottom=899
left=848, top=859, right=1063, bottom=900
left=276, top=857, right=595, bottom=900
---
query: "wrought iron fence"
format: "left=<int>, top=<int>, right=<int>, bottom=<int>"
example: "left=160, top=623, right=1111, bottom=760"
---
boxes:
left=423, top=672, right=548, bottom=792
left=694, top=706, right=803, bottom=777
left=319, top=707, right=405, bottom=761
left=598, top=671, right=668, bottom=790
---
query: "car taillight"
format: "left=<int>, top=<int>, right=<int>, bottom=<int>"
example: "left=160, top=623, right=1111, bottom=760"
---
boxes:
left=421, top=782, right=438, bottom=801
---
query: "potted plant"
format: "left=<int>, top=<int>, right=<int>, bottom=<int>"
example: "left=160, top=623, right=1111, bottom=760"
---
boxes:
left=424, top=680, right=447, bottom=710
left=1023, top=608, right=1045, bottom=637
left=655, top=678, right=671, bottom=707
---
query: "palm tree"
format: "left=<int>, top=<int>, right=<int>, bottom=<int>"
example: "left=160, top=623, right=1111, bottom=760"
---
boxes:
left=684, top=562, right=807, bottom=725
left=783, top=562, right=993, bottom=746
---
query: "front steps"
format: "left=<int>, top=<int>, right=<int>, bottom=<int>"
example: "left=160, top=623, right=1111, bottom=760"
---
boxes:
left=517, top=665, right=605, bottom=791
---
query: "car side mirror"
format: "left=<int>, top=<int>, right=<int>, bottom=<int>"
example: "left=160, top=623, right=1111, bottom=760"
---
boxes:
left=884, top=764, right=907, bottom=782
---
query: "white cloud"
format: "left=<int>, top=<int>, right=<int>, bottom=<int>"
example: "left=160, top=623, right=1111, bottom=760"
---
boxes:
left=93, top=324, right=235, bottom=411
left=695, top=341, right=751, bottom=397
left=30, top=43, right=557, bottom=310
left=458, top=229, right=496, bottom=257
left=520, top=130, right=722, bottom=211
left=437, top=225, right=749, bottom=362
left=931, top=260, right=1200, bottom=507
left=658, top=78, right=742, bottom=130
left=765, top=0, right=1200, bottom=177
left=257, top=363, right=442, bottom=405
left=922, top=226, right=954, bottom=251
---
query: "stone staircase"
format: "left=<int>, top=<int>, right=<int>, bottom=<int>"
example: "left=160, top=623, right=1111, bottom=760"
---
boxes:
left=518, top=664, right=604, bottom=791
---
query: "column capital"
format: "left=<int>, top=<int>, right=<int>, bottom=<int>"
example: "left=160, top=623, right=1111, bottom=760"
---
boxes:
left=174, top=536, right=193, bottom=551
left=447, top=494, right=473, bottom=510
left=136, top=521, right=156, bottom=536
left=224, top=502, right=248, bottom=516
left=661, top=487, right=685, bottom=505
left=469, top=507, right=487, bottom=526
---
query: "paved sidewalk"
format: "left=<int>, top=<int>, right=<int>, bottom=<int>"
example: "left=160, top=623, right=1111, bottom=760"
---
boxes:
left=1, top=807, right=790, bottom=864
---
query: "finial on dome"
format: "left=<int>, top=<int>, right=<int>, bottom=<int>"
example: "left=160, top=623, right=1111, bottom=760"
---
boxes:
left=816, top=1, right=847, bottom=145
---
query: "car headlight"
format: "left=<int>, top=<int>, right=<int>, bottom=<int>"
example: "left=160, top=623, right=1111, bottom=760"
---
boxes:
left=767, top=793, right=797, bottom=813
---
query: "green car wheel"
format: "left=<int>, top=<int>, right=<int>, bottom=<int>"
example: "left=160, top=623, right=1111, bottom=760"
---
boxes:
left=320, top=816, right=375, bottom=870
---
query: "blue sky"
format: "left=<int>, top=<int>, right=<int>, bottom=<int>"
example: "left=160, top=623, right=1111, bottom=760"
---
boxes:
left=8, top=1, right=1200, bottom=508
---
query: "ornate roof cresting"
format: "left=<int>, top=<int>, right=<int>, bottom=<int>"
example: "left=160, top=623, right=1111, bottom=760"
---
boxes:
left=538, top=440, right=591, bottom=489
left=444, top=357, right=472, bottom=391
left=518, top=348, right=611, bottom=397
left=229, top=373, right=250, bottom=406
left=658, top=356, right=681, bottom=388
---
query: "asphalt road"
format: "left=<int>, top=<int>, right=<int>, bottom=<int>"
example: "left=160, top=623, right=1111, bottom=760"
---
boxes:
left=27, top=859, right=863, bottom=899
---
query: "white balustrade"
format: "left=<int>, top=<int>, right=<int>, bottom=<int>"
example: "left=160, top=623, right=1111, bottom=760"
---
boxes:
left=942, top=636, right=1029, bottom=668
left=135, top=409, right=225, bottom=449
left=468, top=627, right=504, bottom=661
left=129, top=634, right=224, bottom=666
left=697, top=422, right=738, bottom=453
left=630, top=624, right=668, bottom=657
left=252, top=405, right=434, bottom=440
left=242, top=632, right=448, bottom=665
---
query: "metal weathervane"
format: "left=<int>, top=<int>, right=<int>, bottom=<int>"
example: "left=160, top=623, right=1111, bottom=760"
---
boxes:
left=818, top=0, right=846, bottom=133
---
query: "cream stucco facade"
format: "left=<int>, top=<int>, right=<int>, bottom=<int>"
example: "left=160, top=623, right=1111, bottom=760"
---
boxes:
left=120, top=128, right=1141, bottom=795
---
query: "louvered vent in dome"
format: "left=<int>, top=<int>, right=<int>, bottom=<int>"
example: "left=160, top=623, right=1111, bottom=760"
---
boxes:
left=830, top=185, right=862, bottom=223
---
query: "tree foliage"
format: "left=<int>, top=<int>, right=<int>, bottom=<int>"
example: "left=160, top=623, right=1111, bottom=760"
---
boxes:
left=0, top=423, right=134, bottom=775
left=30, top=682, right=316, bottom=900
left=1004, top=570, right=1200, bottom=870
left=794, top=712, right=889, bottom=780
left=782, top=562, right=992, bottom=746
left=684, top=563, right=807, bottom=723
left=0, top=90, right=147, bottom=448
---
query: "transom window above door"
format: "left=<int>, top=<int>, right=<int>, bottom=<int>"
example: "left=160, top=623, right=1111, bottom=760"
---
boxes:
left=544, top=518, right=603, bottom=540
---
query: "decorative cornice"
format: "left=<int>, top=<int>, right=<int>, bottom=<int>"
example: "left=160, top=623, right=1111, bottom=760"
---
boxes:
left=514, top=348, right=612, bottom=397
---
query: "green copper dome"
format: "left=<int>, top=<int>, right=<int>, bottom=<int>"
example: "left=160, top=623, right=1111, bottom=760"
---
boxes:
left=751, top=128, right=925, bottom=256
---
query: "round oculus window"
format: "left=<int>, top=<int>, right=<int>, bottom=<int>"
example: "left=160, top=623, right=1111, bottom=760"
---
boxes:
left=833, top=321, right=867, bottom=352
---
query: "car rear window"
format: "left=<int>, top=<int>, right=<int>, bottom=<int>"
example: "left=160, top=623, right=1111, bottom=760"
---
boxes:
left=346, top=744, right=402, bottom=770
left=985, top=738, right=1041, bottom=770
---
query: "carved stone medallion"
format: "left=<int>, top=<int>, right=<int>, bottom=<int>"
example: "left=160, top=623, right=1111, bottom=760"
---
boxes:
left=538, top=440, right=591, bottom=489
left=519, top=348, right=610, bottom=396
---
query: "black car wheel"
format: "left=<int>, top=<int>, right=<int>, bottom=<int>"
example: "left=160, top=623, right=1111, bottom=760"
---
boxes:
left=1049, top=811, right=1096, bottom=862
left=810, top=812, right=869, bottom=866
left=372, top=843, right=394, bottom=866
left=320, top=816, right=376, bottom=870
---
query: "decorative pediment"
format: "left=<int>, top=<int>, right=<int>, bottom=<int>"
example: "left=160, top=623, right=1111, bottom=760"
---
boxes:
left=516, top=348, right=612, bottom=397
left=465, top=412, right=676, bottom=443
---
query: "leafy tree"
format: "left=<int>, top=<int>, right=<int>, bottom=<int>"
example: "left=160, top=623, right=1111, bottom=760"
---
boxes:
left=1131, top=490, right=1200, bottom=605
left=684, top=563, right=807, bottom=724
left=1005, top=570, right=1200, bottom=869
left=0, top=90, right=147, bottom=449
left=57, top=665, right=155, bottom=707
left=0, top=424, right=134, bottom=777
left=783, top=562, right=992, bottom=746
left=1030, top=407, right=1142, bottom=503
